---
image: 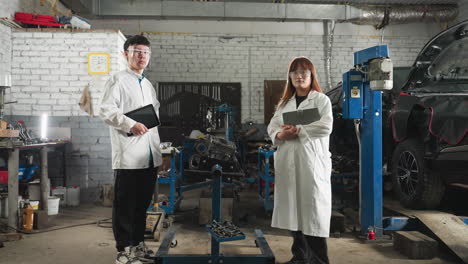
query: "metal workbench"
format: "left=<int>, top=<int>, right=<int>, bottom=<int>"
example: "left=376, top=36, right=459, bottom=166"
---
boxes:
left=1, top=141, right=69, bottom=231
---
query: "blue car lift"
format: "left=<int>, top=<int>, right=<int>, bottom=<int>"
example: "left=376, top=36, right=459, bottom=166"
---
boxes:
left=257, top=147, right=275, bottom=212
left=342, top=45, right=392, bottom=238
left=340, top=46, right=468, bottom=242
left=155, top=165, right=275, bottom=264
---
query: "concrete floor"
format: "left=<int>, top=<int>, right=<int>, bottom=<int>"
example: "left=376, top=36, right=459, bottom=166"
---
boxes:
left=0, top=187, right=463, bottom=264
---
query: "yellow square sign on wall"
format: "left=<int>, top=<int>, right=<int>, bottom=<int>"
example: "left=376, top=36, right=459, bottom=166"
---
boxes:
left=87, top=53, right=110, bottom=74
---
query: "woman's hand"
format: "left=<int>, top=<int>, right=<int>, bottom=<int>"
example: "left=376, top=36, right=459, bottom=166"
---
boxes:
left=277, top=125, right=300, bottom=140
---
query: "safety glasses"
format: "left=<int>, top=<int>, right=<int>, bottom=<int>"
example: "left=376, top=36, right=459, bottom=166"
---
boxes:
left=128, top=48, right=152, bottom=57
left=289, top=70, right=311, bottom=78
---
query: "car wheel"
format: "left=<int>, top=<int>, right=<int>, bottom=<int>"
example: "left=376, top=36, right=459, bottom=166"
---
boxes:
left=391, top=138, right=445, bottom=209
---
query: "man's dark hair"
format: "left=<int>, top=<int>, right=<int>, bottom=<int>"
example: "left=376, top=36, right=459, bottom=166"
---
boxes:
left=124, top=35, right=150, bottom=51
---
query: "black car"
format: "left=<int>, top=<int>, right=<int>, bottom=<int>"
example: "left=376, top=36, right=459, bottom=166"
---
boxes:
left=328, top=20, right=468, bottom=209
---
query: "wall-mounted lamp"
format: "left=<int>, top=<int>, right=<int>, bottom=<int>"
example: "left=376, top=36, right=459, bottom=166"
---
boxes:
left=40, top=113, right=48, bottom=142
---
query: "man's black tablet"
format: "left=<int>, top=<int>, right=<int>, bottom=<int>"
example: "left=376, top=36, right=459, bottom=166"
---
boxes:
left=125, top=104, right=160, bottom=136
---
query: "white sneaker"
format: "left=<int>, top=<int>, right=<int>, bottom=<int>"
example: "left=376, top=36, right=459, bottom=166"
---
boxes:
left=115, top=247, right=143, bottom=264
left=135, top=241, right=154, bottom=259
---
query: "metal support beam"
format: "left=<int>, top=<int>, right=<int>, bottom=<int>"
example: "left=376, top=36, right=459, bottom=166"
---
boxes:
left=7, top=149, right=19, bottom=230
left=40, top=147, right=49, bottom=211
left=211, top=171, right=221, bottom=262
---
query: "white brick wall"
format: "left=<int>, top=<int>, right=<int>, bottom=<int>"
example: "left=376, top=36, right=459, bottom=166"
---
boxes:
left=7, top=29, right=127, bottom=117
left=146, top=30, right=429, bottom=123
left=0, top=23, right=12, bottom=75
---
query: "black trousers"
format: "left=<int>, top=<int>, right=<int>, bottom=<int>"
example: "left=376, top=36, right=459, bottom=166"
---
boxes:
left=291, top=231, right=329, bottom=264
left=112, top=167, right=157, bottom=252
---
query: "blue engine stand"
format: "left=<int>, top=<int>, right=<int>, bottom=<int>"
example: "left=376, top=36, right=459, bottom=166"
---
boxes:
left=155, top=165, right=275, bottom=264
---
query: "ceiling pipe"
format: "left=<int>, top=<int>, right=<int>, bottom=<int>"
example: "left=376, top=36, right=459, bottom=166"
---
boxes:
left=347, top=5, right=459, bottom=29
left=66, top=0, right=458, bottom=27
left=324, top=20, right=336, bottom=91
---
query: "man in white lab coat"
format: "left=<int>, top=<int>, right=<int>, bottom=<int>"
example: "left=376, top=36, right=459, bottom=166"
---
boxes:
left=268, top=57, right=333, bottom=264
left=99, top=35, right=161, bottom=264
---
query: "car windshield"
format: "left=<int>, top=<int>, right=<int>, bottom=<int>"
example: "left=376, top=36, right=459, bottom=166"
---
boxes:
left=427, top=37, right=468, bottom=81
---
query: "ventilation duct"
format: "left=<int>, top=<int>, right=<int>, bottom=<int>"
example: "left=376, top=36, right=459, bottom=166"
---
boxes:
left=347, top=5, right=459, bottom=29
left=65, top=0, right=459, bottom=27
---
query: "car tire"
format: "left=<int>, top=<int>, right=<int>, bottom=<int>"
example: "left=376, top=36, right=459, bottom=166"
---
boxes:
left=391, top=138, right=445, bottom=209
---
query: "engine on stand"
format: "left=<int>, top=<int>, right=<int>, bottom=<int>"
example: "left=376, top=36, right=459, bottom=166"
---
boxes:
left=156, top=103, right=245, bottom=214
left=188, top=135, right=241, bottom=173
left=182, top=103, right=244, bottom=182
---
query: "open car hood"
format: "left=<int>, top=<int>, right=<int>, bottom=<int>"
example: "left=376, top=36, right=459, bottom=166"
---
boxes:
left=413, top=20, right=468, bottom=81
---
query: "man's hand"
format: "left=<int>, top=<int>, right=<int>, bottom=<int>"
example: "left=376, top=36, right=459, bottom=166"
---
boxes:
left=130, top=122, right=149, bottom=136
left=277, top=125, right=300, bottom=140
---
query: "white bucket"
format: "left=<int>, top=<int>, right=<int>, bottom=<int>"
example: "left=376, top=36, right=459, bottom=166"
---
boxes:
left=66, top=186, right=80, bottom=206
left=51, top=186, right=67, bottom=206
left=47, top=196, right=60, bottom=215
left=0, top=195, right=22, bottom=218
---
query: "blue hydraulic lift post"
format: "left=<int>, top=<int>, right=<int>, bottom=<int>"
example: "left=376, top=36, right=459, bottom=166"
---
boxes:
left=343, top=45, right=390, bottom=237
left=356, top=45, right=389, bottom=237
left=361, top=76, right=383, bottom=237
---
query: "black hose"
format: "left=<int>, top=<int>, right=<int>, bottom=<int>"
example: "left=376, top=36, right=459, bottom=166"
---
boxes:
left=2, top=217, right=112, bottom=234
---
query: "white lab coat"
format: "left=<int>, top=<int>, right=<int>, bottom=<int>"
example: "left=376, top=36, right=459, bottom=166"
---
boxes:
left=267, top=90, right=333, bottom=237
left=99, top=68, right=162, bottom=170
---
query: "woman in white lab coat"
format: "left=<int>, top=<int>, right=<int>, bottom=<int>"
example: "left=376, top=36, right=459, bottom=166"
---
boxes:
left=267, top=57, right=333, bottom=264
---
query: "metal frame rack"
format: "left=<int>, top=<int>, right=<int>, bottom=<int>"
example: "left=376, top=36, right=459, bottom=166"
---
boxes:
left=155, top=166, right=275, bottom=264
left=157, top=147, right=183, bottom=214
left=158, top=147, right=217, bottom=214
